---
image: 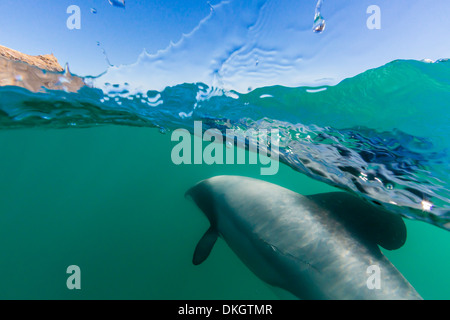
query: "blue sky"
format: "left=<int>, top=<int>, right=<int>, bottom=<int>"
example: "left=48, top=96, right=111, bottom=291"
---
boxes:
left=0, top=0, right=214, bottom=75
left=0, top=0, right=449, bottom=90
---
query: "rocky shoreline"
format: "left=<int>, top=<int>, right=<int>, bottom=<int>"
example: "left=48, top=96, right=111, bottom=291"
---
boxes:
left=0, top=45, right=85, bottom=92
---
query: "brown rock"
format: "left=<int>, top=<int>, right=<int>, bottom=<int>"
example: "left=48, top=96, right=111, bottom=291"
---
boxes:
left=0, top=44, right=85, bottom=92
left=0, top=45, right=64, bottom=72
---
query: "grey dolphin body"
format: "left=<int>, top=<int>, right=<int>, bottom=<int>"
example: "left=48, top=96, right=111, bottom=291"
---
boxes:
left=186, top=175, right=422, bottom=300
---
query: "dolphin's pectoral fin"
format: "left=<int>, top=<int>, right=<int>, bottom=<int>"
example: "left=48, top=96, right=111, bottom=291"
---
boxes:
left=187, top=181, right=220, bottom=265
left=306, top=192, right=407, bottom=250
left=193, top=226, right=219, bottom=265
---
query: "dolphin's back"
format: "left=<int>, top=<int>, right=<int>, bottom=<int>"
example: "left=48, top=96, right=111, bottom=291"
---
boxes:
left=187, top=176, right=422, bottom=300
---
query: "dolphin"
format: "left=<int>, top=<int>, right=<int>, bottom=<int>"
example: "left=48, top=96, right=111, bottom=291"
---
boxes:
left=185, top=175, right=422, bottom=300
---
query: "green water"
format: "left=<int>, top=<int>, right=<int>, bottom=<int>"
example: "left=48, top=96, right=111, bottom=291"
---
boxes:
left=0, top=126, right=448, bottom=299
left=2, top=59, right=449, bottom=230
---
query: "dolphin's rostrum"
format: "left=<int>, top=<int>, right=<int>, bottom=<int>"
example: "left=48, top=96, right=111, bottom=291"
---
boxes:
left=186, top=175, right=422, bottom=300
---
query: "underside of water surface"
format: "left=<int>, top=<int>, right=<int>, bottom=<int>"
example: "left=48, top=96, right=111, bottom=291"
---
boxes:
left=0, top=56, right=449, bottom=231
left=1, top=0, right=450, bottom=301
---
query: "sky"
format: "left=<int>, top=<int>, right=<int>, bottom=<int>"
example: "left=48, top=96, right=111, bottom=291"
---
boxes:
left=0, top=0, right=449, bottom=91
left=0, top=0, right=214, bottom=76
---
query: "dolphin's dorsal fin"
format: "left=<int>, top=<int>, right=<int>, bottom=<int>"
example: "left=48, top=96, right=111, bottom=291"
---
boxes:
left=193, top=227, right=219, bottom=265
left=306, top=192, right=407, bottom=250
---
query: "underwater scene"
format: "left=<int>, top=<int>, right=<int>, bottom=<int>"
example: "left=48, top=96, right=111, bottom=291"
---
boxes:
left=0, top=0, right=449, bottom=300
